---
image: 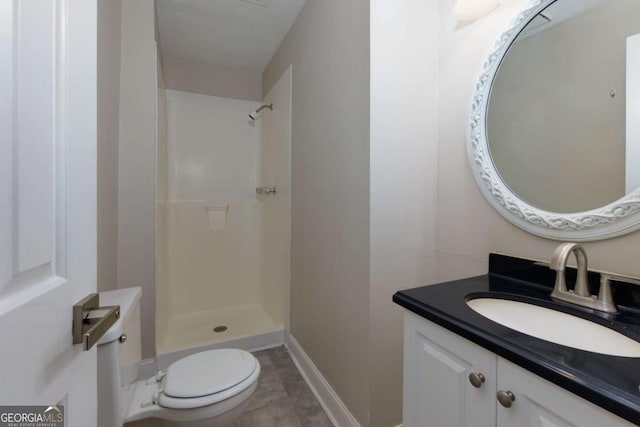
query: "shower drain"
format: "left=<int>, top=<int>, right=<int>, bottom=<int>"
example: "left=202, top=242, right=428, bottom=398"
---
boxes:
left=213, top=325, right=228, bottom=333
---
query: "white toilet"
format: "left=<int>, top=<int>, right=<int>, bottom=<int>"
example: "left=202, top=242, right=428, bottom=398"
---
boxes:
left=97, top=287, right=260, bottom=427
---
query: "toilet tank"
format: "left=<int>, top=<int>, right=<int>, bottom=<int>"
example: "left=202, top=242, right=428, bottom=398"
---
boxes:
left=98, top=287, right=143, bottom=384
left=97, top=287, right=143, bottom=427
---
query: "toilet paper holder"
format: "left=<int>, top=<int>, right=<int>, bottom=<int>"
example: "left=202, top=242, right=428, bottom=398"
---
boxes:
left=73, top=293, right=120, bottom=351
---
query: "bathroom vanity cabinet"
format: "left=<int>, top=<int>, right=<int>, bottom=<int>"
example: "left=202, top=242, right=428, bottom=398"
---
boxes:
left=402, top=311, right=634, bottom=427
left=394, top=254, right=640, bottom=426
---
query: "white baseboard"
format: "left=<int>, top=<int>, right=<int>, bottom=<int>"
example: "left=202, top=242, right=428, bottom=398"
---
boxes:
left=286, top=334, right=360, bottom=427
left=138, top=357, right=157, bottom=380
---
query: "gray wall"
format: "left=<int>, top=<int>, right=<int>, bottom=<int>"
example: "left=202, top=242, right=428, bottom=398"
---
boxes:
left=155, top=8, right=169, bottom=353
left=264, top=2, right=439, bottom=424
left=163, top=56, right=261, bottom=101
left=97, top=0, right=122, bottom=293
left=117, top=0, right=157, bottom=359
left=263, top=0, right=371, bottom=424
left=370, top=1, right=439, bottom=425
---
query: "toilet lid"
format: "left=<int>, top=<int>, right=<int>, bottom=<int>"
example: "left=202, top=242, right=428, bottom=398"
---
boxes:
left=163, top=349, right=258, bottom=399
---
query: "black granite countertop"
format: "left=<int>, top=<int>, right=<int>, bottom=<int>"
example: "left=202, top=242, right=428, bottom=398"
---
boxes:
left=393, top=254, right=640, bottom=425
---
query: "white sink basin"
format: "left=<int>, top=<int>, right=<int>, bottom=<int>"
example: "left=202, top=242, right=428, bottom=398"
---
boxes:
left=466, top=298, right=640, bottom=357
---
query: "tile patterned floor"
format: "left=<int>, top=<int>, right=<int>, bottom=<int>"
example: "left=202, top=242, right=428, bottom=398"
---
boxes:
left=235, top=346, right=333, bottom=427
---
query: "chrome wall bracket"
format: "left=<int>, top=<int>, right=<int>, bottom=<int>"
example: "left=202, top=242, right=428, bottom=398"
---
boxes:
left=256, top=186, right=276, bottom=195
left=73, top=294, right=120, bottom=351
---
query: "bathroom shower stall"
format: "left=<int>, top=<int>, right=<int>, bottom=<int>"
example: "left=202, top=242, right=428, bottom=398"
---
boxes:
left=156, top=68, right=291, bottom=363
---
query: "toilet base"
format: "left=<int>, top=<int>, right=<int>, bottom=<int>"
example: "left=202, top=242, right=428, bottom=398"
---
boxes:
left=124, top=379, right=256, bottom=427
left=125, top=396, right=251, bottom=427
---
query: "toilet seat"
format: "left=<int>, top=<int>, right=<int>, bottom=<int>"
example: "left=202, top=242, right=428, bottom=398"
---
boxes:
left=157, top=349, right=259, bottom=410
left=124, top=359, right=260, bottom=425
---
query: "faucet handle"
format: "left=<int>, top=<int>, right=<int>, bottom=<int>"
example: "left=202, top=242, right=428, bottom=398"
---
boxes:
left=598, top=276, right=616, bottom=309
left=550, top=243, right=572, bottom=294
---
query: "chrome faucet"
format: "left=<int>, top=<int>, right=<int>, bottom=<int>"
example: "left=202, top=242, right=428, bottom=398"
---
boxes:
left=549, top=243, right=617, bottom=313
left=550, top=243, right=590, bottom=297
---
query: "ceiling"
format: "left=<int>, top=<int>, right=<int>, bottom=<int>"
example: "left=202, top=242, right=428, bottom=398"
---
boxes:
left=156, top=0, right=306, bottom=72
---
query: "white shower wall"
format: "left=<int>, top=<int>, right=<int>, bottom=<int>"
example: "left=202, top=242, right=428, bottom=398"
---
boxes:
left=157, top=84, right=290, bottom=354
left=165, top=90, right=262, bottom=321
left=258, top=66, right=292, bottom=332
left=165, top=91, right=259, bottom=203
left=165, top=200, right=263, bottom=315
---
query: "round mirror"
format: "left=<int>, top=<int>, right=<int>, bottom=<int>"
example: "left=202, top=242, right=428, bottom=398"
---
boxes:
left=467, top=0, right=640, bottom=240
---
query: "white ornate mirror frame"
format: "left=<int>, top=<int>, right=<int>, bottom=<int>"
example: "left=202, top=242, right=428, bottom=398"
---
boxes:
left=467, top=0, right=640, bottom=241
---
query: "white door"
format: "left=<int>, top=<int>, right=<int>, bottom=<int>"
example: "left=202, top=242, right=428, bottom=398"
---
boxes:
left=0, top=0, right=98, bottom=425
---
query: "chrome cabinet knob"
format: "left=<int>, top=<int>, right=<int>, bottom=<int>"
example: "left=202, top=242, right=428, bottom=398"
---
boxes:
left=468, top=372, right=486, bottom=388
left=119, top=334, right=127, bottom=344
left=497, top=390, right=516, bottom=408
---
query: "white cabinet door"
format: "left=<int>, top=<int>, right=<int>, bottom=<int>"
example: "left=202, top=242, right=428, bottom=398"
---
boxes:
left=404, top=312, right=497, bottom=427
left=0, top=0, right=97, bottom=425
left=496, top=358, right=634, bottom=427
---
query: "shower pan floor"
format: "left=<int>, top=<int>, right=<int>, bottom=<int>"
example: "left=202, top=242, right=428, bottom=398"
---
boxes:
left=157, top=304, right=284, bottom=365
